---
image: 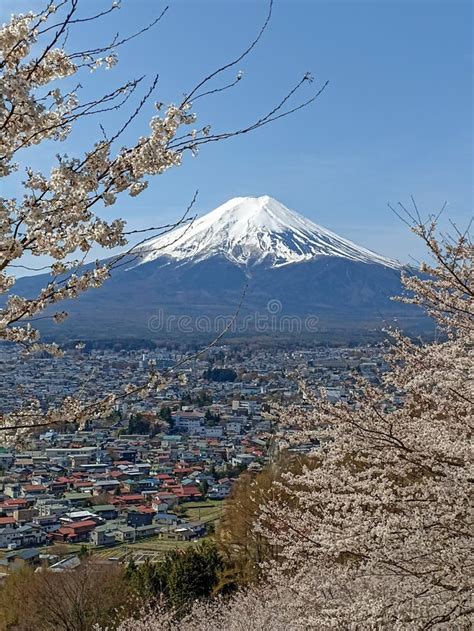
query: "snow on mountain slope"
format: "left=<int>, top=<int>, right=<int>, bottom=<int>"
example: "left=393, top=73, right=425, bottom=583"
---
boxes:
left=136, top=196, right=399, bottom=269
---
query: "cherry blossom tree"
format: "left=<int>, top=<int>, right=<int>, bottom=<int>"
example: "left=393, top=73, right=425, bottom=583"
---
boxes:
left=114, top=216, right=473, bottom=629
left=241, top=216, right=472, bottom=629
left=0, top=0, right=325, bottom=441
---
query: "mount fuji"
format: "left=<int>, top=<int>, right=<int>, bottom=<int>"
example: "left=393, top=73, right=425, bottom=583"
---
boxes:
left=11, top=196, right=425, bottom=342
left=136, top=196, right=398, bottom=270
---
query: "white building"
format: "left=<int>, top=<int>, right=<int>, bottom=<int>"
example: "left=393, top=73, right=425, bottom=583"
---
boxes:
left=173, top=413, right=204, bottom=434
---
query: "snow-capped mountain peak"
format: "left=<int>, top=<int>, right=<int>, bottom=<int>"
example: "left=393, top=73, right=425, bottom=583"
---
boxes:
left=137, top=196, right=398, bottom=269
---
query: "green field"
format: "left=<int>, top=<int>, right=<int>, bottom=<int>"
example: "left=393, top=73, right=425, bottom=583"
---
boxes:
left=92, top=536, right=193, bottom=562
left=182, top=499, right=224, bottom=525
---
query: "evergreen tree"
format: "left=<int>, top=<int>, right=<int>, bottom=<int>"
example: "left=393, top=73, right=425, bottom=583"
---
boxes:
left=125, top=541, right=224, bottom=614
left=159, top=406, right=172, bottom=423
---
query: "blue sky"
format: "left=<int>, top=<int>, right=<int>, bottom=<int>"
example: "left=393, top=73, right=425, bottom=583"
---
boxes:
left=2, top=0, right=472, bottom=264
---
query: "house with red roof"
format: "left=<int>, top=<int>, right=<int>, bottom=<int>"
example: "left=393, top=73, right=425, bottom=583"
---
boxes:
left=0, top=498, right=29, bottom=515
left=170, top=485, right=202, bottom=501
left=51, top=519, right=97, bottom=543
left=110, top=493, right=144, bottom=507
left=20, top=484, right=48, bottom=497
